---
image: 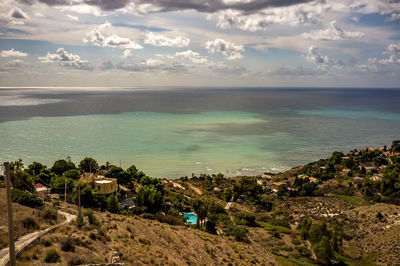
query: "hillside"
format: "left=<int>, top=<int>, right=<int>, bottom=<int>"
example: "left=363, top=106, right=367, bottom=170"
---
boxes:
left=1, top=140, right=400, bottom=265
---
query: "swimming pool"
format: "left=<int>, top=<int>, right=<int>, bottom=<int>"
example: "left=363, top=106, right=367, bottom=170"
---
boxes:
left=183, top=213, right=197, bottom=225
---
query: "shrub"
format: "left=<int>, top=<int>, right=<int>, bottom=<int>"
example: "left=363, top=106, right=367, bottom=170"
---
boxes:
left=42, top=206, right=58, bottom=220
left=44, top=248, right=60, bottom=263
left=82, top=209, right=100, bottom=226
left=225, top=223, right=248, bottom=242
left=155, top=212, right=183, bottom=225
left=61, top=237, right=75, bottom=252
left=41, top=237, right=52, bottom=247
left=291, top=238, right=301, bottom=245
left=11, top=189, right=43, bottom=208
left=234, top=212, right=256, bottom=226
left=22, top=217, right=39, bottom=230
left=68, top=256, right=86, bottom=266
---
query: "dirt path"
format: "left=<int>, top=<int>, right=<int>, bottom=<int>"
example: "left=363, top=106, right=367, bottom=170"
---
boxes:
left=0, top=211, right=76, bottom=265
left=188, top=184, right=203, bottom=195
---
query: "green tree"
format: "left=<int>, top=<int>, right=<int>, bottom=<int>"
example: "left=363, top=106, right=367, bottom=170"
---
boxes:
left=392, top=140, right=400, bottom=153
left=107, top=194, right=120, bottom=213
left=62, top=169, right=81, bottom=180
left=308, top=221, right=330, bottom=244
left=51, top=176, right=74, bottom=192
left=79, top=157, right=99, bottom=173
left=193, top=198, right=208, bottom=227
left=135, top=179, right=164, bottom=213
left=10, top=170, right=34, bottom=192
left=36, top=168, right=57, bottom=186
left=331, top=151, right=344, bottom=165
left=10, top=159, right=24, bottom=171
left=223, top=188, right=233, bottom=202
left=51, top=159, right=75, bottom=176
left=26, top=162, right=46, bottom=176
left=313, top=236, right=334, bottom=264
left=105, top=166, right=131, bottom=186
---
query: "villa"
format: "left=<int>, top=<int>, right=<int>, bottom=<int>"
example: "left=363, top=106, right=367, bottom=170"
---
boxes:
left=81, top=174, right=118, bottom=195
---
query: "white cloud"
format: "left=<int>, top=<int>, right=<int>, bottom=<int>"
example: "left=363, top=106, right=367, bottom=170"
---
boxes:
left=122, top=49, right=134, bottom=58
left=38, top=48, right=93, bottom=70
left=83, top=21, right=143, bottom=49
left=175, top=50, right=208, bottom=64
left=214, top=1, right=349, bottom=32
left=208, top=62, right=246, bottom=75
left=379, top=43, right=400, bottom=65
left=0, top=59, right=27, bottom=71
left=0, top=49, right=28, bottom=57
left=306, top=46, right=344, bottom=69
left=351, top=0, right=400, bottom=15
left=116, top=59, right=188, bottom=73
left=144, top=32, right=190, bottom=47
left=385, top=12, right=400, bottom=22
left=302, top=20, right=364, bottom=41
left=205, top=39, right=244, bottom=60
left=66, top=14, right=79, bottom=21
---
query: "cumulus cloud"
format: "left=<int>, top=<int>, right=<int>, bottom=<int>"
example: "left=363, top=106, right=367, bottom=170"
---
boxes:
left=351, top=0, right=400, bottom=15
left=116, top=59, right=188, bottom=73
left=302, top=20, right=364, bottom=41
left=208, top=62, right=246, bottom=75
left=306, top=46, right=344, bottom=69
left=379, top=43, right=400, bottom=65
left=0, top=59, right=27, bottom=71
left=175, top=50, right=208, bottom=64
left=385, top=12, right=400, bottom=22
left=83, top=21, right=143, bottom=49
left=122, top=49, right=134, bottom=58
left=38, top=48, right=93, bottom=70
left=205, top=39, right=244, bottom=60
left=0, top=49, right=28, bottom=57
left=144, top=32, right=190, bottom=47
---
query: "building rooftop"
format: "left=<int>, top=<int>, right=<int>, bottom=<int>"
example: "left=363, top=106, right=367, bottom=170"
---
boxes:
left=95, top=179, right=113, bottom=184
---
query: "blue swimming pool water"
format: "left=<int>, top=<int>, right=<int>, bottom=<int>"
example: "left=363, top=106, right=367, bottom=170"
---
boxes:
left=183, top=213, right=197, bottom=225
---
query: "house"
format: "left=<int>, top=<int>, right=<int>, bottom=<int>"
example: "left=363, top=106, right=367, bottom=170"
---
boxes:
left=298, top=174, right=309, bottom=179
left=271, top=181, right=288, bottom=188
left=94, top=178, right=117, bottom=194
left=309, top=177, right=318, bottom=183
left=262, top=174, right=273, bottom=179
left=35, top=183, right=49, bottom=198
left=81, top=174, right=117, bottom=195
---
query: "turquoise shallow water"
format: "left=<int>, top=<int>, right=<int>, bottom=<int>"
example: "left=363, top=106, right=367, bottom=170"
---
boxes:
left=1, top=88, right=400, bottom=178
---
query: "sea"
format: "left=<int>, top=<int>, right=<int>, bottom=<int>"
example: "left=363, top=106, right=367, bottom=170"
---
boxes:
left=1, top=87, right=399, bottom=178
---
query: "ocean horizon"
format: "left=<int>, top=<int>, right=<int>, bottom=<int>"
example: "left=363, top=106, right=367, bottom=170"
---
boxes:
left=1, top=87, right=400, bottom=178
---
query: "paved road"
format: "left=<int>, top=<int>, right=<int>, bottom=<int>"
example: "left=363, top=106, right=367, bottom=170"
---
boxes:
left=0, top=211, right=76, bottom=265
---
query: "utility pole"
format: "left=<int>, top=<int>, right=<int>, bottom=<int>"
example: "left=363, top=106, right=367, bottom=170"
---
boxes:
left=77, top=185, right=81, bottom=221
left=4, top=162, right=16, bottom=266
left=64, top=178, right=67, bottom=202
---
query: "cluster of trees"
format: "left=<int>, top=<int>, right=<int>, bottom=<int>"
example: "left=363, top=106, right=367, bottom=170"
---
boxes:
left=298, top=219, right=343, bottom=264
left=135, top=176, right=164, bottom=213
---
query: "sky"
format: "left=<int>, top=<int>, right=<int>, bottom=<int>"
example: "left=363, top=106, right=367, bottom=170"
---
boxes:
left=0, top=0, right=399, bottom=87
